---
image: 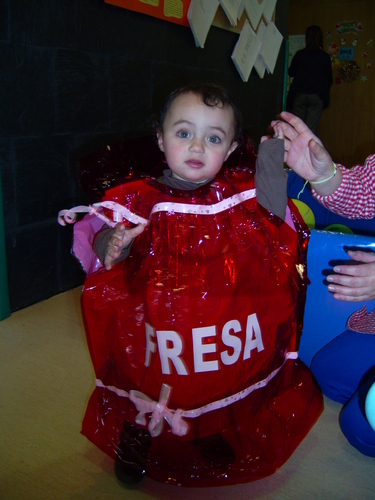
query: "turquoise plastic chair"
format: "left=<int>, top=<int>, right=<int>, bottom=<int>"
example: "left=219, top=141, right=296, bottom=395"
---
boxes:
left=365, top=382, right=375, bottom=431
left=299, top=229, right=375, bottom=367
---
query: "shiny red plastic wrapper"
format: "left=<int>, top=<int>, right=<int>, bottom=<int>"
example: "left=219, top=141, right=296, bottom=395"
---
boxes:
left=79, top=166, right=323, bottom=487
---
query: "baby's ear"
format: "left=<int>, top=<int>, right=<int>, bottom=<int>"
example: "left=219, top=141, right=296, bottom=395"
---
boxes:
left=156, top=129, right=164, bottom=152
left=225, top=141, right=238, bottom=161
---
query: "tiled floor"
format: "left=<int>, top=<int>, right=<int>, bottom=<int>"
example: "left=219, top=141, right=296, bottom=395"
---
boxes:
left=1, top=287, right=374, bottom=499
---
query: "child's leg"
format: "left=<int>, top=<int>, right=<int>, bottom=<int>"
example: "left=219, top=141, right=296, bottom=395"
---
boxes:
left=311, top=330, right=375, bottom=404
left=193, top=433, right=235, bottom=468
left=339, top=371, right=375, bottom=457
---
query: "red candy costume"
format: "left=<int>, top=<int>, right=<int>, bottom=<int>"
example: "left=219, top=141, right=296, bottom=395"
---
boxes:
left=66, top=163, right=322, bottom=487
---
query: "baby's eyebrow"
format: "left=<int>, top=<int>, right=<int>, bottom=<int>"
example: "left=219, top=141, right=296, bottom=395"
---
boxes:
left=208, top=126, right=227, bottom=136
left=172, top=120, right=227, bottom=136
left=172, top=119, right=193, bottom=127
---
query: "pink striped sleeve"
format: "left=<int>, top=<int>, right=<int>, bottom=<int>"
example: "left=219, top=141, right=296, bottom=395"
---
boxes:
left=312, top=154, right=375, bottom=219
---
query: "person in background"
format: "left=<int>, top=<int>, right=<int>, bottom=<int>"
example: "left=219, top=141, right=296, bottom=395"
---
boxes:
left=268, top=110, right=375, bottom=457
left=287, top=26, right=333, bottom=135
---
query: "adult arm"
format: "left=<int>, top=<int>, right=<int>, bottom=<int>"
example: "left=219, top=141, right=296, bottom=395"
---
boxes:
left=271, top=112, right=375, bottom=218
left=266, top=112, right=375, bottom=301
left=270, top=111, right=343, bottom=195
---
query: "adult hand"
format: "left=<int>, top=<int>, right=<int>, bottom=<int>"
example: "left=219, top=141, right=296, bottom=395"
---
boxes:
left=269, top=112, right=335, bottom=181
left=327, top=250, right=375, bottom=301
left=104, top=222, right=145, bottom=270
left=263, top=111, right=343, bottom=195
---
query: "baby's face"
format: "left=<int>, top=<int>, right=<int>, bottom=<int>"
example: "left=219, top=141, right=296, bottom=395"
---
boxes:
left=157, top=92, right=238, bottom=183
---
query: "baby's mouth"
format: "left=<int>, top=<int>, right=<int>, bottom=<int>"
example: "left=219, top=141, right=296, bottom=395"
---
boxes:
left=186, top=159, right=204, bottom=168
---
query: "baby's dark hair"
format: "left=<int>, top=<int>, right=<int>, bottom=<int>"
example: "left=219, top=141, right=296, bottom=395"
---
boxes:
left=157, top=82, right=243, bottom=144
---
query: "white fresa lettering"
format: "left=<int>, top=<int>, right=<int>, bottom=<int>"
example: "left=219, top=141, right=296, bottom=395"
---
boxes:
left=192, top=325, right=218, bottom=373
left=144, top=313, right=264, bottom=374
left=221, top=319, right=242, bottom=365
left=243, top=313, right=264, bottom=359
left=157, top=330, right=189, bottom=376
left=144, top=322, right=156, bottom=367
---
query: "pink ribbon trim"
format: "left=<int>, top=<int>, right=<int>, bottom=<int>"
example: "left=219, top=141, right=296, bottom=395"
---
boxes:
left=95, top=351, right=298, bottom=437
left=58, top=189, right=257, bottom=228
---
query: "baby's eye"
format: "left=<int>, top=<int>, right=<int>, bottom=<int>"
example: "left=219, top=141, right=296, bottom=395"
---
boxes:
left=177, top=130, right=190, bottom=139
left=208, top=135, right=221, bottom=144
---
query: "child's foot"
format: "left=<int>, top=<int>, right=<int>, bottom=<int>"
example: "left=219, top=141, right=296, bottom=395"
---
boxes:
left=115, top=422, right=151, bottom=485
left=114, top=457, right=145, bottom=485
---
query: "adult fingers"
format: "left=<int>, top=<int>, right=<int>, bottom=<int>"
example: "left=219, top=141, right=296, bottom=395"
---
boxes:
left=330, top=286, right=375, bottom=301
left=279, top=111, right=312, bottom=134
left=346, top=249, right=375, bottom=264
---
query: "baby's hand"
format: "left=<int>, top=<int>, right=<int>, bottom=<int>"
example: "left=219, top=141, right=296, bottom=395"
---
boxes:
left=104, top=223, right=145, bottom=270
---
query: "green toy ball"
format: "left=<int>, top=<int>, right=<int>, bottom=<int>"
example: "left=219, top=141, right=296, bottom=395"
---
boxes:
left=292, top=199, right=315, bottom=228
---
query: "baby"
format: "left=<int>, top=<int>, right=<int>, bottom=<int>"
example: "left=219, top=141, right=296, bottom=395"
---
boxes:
left=63, top=83, right=323, bottom=488
left=94, top=83, right=288, bottom=270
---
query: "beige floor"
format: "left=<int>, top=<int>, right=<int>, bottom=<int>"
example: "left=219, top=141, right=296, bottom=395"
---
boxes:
left=1, top=287, right=375, bottom=500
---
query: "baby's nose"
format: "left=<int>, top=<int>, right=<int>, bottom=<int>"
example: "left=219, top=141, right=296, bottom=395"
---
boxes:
left=189, top=137, right=205, bottom=153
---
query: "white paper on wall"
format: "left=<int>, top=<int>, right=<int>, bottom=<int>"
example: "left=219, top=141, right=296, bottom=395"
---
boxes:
left=188, top=0, right=220, bottom=48
left=243, top=0, right=265, bottom=31
left=259, top=21, right=283, bottom=74
left=231, top=20, right=262, bottom=81
left=219, top=0, right=243, bottom=26
left=263, top=0, right=277, bottom=24
left=254, top=20, right=267, bottom=78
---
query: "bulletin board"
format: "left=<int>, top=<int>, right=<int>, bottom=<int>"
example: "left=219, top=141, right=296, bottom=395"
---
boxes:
left=105, top=0, right=272, bottom=33
left=105, top=0, right=282, bottom=82
left=105, top=0, right=190, bottom=27
left=213, top=8, right=256, bottom=34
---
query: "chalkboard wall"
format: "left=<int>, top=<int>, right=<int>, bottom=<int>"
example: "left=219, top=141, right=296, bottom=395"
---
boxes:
left=0, top=0, right=288, bottom=311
